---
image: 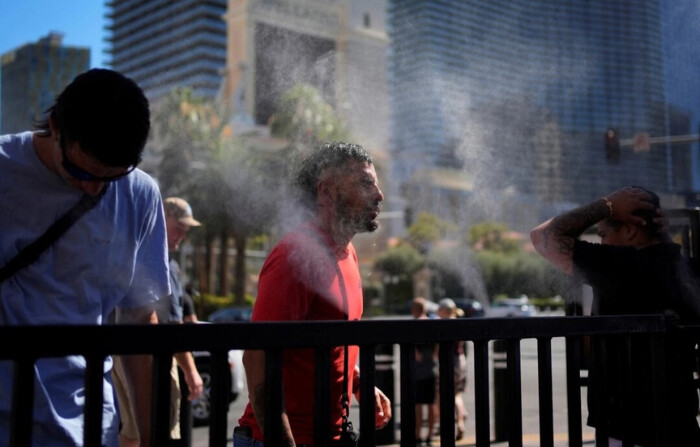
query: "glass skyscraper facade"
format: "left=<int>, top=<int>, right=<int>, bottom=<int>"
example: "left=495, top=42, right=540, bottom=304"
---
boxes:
left=661, top=0, right=700, bottom=193
left=0, top=32, right=89, bottom=134
left=107, top=0, right=228, bottom=103
left=387, top=0, right=686, bottom=218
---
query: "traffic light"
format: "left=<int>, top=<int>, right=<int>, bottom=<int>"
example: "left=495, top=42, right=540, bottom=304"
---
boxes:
left=605, top=128, right=620, bottom=163
left=404, top=206, right=414, bottom=227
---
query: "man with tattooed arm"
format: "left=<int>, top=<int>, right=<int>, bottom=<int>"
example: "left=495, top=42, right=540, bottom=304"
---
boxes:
left=530, top=186, right=700, bottom=446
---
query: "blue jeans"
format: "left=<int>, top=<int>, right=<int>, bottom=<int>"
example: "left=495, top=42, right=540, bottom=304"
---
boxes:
left=232, top=433, right=313, bottom=447
left=232, top=431, right=264, bottom=447
left=233, top=426, right=321, bottom=447
left=232, top=430, right=313, bottom=447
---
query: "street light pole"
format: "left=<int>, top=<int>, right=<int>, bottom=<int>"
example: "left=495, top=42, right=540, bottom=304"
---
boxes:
left=619, top=133, right=700, bottom=148
left=616, top=133, right=700, bottom=191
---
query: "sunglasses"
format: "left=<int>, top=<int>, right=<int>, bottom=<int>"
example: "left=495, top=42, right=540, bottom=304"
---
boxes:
left=61, top=142, right=135, bottom=182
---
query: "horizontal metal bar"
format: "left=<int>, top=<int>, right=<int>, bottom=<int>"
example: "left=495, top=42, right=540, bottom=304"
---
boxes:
left=0, top=315, right=671, bottom=359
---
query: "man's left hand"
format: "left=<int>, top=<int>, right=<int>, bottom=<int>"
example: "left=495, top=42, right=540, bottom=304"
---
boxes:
left=373, top=387, right=392, bottom=429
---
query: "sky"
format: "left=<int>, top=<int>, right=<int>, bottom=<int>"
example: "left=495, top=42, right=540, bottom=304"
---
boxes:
left=0, top=0, right=107, bottom=68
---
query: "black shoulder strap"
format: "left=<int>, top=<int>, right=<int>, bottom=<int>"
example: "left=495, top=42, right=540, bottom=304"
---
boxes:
left=0, top=187, right=107, bottom=283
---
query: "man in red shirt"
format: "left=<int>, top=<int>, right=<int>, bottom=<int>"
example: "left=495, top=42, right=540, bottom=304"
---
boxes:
left=235, top=141, right=392, bottom=446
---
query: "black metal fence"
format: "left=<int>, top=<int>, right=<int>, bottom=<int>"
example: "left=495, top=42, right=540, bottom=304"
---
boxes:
left=1, top=314, right=698, bottom=447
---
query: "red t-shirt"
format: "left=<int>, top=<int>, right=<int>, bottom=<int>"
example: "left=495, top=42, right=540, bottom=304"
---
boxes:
left=238, top=223, right=363, bottom=445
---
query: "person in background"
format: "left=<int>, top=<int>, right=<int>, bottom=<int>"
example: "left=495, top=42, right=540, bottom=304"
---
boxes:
left=0, top=68, right=170, bottom=447
left=234, top=141, right=392, bottom=446
left=530, top=186, right=700, bottom=446
left=437, top=298, right=468, bottom=441
left=411, top=297, right=439, bottom=446
left=162, top=197, right=204, bottom=446
left=114, top=197, right=205, bottom=446
left=183, top=284, right=200, bottom=323
left=161, top=198, right=205, bottom=444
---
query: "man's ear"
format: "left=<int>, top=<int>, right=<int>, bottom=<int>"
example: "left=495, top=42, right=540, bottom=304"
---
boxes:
left=49, top=116, right=59, bottom=142
left=316, top=177, right=334, bottom=207
left=622, top=223, right=639, bottom=243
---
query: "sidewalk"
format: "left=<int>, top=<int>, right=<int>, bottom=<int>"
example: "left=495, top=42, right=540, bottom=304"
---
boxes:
left=378, top=428, right=596, bottom=446
left=381, top=431, right=596, bottom=446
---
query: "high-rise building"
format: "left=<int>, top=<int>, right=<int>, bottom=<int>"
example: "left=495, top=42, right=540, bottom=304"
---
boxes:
left=661, top=0, right=700, bottom=194
left=0, top=32, right=89, bottom=134
left=219, top=0, right=390, bottom=261
left=387, top=0, right=690, bottom=229
left=107, top=0, right=389, bottom=157
left=220, top=0, right=389, bottom=152
left=106, top=0, right=228, bottom=104
left=106, top=0, right=391, bottom=261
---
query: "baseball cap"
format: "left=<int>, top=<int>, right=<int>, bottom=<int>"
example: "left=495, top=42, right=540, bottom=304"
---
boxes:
left=438, top=298, right=456, bottom=310
left=164, top=197, right=201, bottom=227
left=438, top=298, right=465, bottom=317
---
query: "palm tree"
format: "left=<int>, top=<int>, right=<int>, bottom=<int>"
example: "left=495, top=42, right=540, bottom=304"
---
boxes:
left=150, top=87, right=280, bottom=302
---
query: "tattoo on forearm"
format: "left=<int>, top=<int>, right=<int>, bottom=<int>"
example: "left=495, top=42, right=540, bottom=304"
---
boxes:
left=550, top=201, right=606, bottom=239
left=555, top=237, right=574, bottom=258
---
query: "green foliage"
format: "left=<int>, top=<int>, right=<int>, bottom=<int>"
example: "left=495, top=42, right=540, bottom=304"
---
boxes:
left=468, top=221, right=520, bottom=253
left=270, top=83, right=350, bottom=151
left=150, top=87, right=227, bottom=196
left=194, top=293, right=232, bottom=320
left=194, top=292, right=256, bottom=320
left=149, top=87, right=236, bottom=240
left=528, top=296, right=565, bottom=311
left=373, top=243, right=424, bottom=276
left=474, top=250, right=569, bottom=301
left=248, top=234, right=270, bottom=251
left=406, top=212, right=456, bottom=252
left=151, top=85, right=284, bottom=299
left=427, top=248, right=476, bottom=299
left=373, top=243, right=425, bottom=313
left=383, top=277, right=415, bottom=314
left=362, top=283, right=385, bottom=317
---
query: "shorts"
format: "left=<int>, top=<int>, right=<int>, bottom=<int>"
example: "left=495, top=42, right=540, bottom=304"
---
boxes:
left=455, top=355, right=468, bottom=392
left=112, top=356, right=181, bottom=440
left=415, top=377, right=436, bottom=404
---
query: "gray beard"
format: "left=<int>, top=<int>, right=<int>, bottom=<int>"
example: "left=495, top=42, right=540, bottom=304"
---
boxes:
left=337, top=209, right=379, bottom=234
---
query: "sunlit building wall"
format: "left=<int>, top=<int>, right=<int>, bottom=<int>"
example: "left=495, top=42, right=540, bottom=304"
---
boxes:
left=107, top=0, right=389, bottom=154
left=220, top=0, right=389, bottom=152
left=220, top=0, right=391, bottom=262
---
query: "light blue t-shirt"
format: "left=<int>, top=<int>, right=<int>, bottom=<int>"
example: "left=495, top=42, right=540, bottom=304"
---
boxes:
left=0, top=132, right=171, bottom=446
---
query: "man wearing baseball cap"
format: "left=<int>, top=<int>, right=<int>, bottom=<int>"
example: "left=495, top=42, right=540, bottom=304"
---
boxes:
left=164, top=197, right=202, bottom=248
left=114, top=197, right=204, bottom=446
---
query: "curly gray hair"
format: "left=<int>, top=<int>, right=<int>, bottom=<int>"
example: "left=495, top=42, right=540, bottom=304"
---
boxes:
left=295, top=141, right=373, bottom=210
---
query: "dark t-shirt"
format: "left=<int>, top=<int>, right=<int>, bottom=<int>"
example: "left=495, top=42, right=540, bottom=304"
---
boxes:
left=182, top=291, right=196, bottom=320
left=573, top=240, right=700, bottom=445
left=415, top=341, right=438, bottom=381
left=155, top=258, right=185, bottom=323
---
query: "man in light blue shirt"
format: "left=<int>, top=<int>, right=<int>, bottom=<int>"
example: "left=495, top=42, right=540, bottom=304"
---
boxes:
left=0, top=69, right=170, bottom=447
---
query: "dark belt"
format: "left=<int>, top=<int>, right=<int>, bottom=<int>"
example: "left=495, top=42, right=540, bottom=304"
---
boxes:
left=234, top=426, right=253, bottom=438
